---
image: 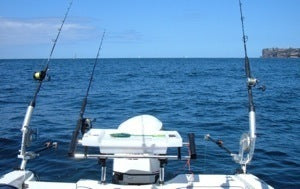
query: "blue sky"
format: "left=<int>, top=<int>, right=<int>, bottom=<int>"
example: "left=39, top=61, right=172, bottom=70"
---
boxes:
left=0, top=0, right=299, bottom=58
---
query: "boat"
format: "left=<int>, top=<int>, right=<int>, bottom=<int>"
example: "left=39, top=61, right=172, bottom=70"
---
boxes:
left=0, top=0, right=274, bottom=188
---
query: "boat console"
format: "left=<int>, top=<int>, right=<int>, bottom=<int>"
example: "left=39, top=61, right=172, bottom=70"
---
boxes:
left=81, top=129, right=183, bottom=154
left=75, top=115, right=196, bottom=185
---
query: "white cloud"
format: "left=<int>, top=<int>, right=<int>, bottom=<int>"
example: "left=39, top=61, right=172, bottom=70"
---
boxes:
left=0, top=17, right=94, bottom=46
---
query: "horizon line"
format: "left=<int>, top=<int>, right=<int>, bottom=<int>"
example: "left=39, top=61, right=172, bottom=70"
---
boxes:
left=0, top=57, right=265, bottom=60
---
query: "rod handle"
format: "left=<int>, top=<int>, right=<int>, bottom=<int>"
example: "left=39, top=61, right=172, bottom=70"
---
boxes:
left=188, top=133, right=197, bottom=159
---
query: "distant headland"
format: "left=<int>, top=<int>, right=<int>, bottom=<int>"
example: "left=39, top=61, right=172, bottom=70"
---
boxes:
left=262, top=48, right=300, bottom=58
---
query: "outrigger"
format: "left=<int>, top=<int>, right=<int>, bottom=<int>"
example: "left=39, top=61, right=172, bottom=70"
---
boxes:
left=0, top=0, right=273, bottom=188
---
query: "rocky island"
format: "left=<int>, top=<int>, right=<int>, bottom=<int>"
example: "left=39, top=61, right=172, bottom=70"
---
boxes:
left=262, top=48, right=300, bottom=58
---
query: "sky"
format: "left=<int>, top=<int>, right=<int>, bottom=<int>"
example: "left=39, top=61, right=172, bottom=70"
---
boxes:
left=0, top=0, right=299, bottom=59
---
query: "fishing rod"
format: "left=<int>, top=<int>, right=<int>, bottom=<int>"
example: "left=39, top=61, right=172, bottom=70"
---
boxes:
left=18, top=0, right=73, bottom=170
left=239, top=0, right=256, bottom=113
left=68, top=31, right=106, bottom=157
left=239, top=0, right=256, bottom=142
left=205, top=0, right=264, bottom=173
left=235, top=0, right=268, bottom=173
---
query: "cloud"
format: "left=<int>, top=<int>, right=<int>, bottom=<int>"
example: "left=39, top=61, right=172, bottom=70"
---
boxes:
left=0, top=17, right=94, bottom=46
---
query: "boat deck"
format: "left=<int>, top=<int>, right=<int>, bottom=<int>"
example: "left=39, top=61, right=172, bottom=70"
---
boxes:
left=17, top=172, right=272, bottom=189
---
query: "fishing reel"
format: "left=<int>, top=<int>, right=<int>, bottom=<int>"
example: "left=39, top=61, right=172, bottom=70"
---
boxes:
left=81, top=118, right=94, bottom=135
left=33, top=71, right=46, bottom=81
left=33, top=70, right=51, bottom=81
left=247, top=78, right=257, bottom=87
left=247, top=77, right=266, bottom=91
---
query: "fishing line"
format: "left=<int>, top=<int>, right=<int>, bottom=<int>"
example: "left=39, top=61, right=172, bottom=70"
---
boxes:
left=68, top=31, right=106, bottom=157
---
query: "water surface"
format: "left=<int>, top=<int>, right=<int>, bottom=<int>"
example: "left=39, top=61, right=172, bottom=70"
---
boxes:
left=0, top=58, right=299, bottom=188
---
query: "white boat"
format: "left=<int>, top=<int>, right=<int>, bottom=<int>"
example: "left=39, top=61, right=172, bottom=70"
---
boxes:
left=0, top=114, right=273, bottom=189
left=0, top=0, right=274, bottom=188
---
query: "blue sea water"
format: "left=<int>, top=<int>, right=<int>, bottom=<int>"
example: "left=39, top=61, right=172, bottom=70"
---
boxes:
left=0, top=58, right=299, bottom=188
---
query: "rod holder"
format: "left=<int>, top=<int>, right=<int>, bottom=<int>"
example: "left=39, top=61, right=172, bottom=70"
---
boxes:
left=158, top=159, right=167, bottom=185
left=188, top=133, right=197, bottom=159
left=99, top=158, right=107, bottom=184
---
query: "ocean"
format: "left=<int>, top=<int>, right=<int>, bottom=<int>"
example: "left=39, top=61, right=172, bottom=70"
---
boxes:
left=0, top=58, right=299, bottom=188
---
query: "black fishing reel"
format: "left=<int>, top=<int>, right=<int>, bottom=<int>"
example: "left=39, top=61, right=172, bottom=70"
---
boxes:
left=81, top=118, right=94, bottom=135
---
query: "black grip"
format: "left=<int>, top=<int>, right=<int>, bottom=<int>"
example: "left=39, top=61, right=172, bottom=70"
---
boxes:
left=188, top=133, right=197, bottom=159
